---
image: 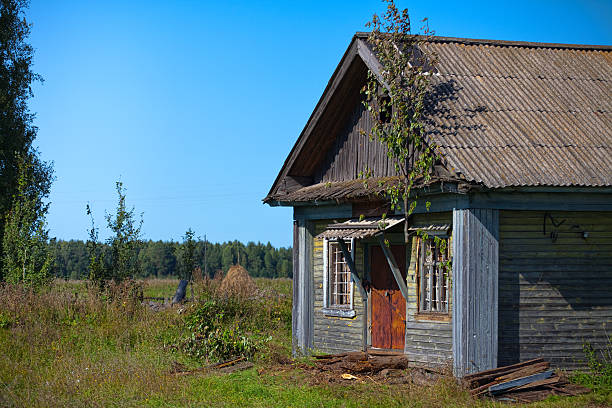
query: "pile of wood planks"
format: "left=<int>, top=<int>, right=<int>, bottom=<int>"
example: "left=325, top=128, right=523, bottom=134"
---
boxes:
left=463, top=358, right=591, bottom=403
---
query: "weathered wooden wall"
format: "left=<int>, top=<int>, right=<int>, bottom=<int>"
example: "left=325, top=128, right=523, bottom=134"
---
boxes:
left=498, top=210, right=612, bottom=370
left=292, top=220, right=314, bottom=355
left=453, top=209, right=499, bottom=377
left=313, top=100, right=397, bottom=183
left=312, top=221, right=367, bottom=353
left=404, top=212, right=454, bottom=365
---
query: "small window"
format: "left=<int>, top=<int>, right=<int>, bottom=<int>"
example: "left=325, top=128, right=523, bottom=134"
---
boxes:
left=418, top=237, right=450, bottom=313
left=379, top=94, right=391, bottom=123
left=327, top=240, right=353, bottom=308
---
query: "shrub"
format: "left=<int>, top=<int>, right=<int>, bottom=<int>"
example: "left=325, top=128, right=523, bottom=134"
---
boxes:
left=181, top=298, right=260, bottom=362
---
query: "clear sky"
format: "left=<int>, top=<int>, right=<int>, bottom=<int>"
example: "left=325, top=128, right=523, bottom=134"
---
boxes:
left=27, top=0, right=612, bottom=248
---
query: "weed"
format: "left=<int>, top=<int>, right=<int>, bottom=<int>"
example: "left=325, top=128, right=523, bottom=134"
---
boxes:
left=572, top=338, right=612, bottom=395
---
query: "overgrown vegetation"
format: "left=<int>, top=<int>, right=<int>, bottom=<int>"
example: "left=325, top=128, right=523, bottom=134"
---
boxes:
left=0, top=278, right=606, bottom=407
left=572, top=340, right=612, bottom=396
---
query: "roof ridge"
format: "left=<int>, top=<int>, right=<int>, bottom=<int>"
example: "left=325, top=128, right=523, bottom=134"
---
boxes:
left=354, top=32, right=612, bottom=51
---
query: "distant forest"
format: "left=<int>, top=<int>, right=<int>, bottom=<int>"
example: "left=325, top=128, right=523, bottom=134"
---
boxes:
left=50, top=240, right=292, bottom=280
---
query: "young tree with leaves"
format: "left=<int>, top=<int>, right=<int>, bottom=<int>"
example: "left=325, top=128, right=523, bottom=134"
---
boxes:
left=86, top=181, right=143, bottom=284
left=362, top=0, right=439, bottom=245
left=2, top=154, right=53, bottom=285
left=177, top=228, right=197, bottom=281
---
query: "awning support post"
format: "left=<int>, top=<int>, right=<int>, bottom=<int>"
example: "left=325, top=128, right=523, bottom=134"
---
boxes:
left=376, top=234, right=410, bottom=301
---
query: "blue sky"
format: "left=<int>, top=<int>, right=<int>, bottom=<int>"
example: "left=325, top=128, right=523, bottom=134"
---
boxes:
left=27, top=0, right=611, bottom=248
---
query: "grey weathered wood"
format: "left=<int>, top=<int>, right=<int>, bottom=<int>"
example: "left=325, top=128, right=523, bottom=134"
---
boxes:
left=292, top=220, right=314, bottom=356
left=376, top=235, right=410, bottom=302
left=294, top=204, right=352, bottom=220
left=453, top=209, right=499, bottom=377
left=498, top=210, right=612, bottom=370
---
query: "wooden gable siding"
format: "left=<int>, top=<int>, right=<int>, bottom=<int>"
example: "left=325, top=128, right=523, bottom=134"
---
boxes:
left=498, top=210, right=612, bottom=370
left=313, top=99, right=398, bottom=184
left=404, top=212, right=453, bottom=365
left=312, top=221, right=366, bottom=353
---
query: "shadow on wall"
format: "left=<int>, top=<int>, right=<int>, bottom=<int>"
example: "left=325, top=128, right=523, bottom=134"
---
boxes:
left=498, top=212, right=612, bottom=368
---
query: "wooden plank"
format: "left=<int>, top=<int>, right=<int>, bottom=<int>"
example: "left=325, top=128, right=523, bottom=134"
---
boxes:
left=488, top=371, right=554, bottom=395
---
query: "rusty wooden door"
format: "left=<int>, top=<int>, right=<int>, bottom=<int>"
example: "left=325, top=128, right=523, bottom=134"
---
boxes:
left=370, top=245, right=407, bottom=350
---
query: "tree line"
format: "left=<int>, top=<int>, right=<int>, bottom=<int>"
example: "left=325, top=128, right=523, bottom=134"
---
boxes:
left=50, top=239, right=292, bottom=281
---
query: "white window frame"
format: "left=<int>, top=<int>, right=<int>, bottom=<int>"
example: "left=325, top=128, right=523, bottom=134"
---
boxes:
left=323, top=238, right=355, bottom=310
left=417, top=235, right=450, bottom=314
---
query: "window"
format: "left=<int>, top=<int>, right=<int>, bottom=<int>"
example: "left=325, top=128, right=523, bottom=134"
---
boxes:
left=325, top=240, right=353, bottom=309
left=418, top=237, right=450, bottom=313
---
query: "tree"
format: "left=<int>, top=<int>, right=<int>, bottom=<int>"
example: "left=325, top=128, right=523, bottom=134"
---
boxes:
left=362, top=0, right=439, bottom=244
left=86, top=181, right=143, bottom=283
left=2, top=154, right=53, bottom=285
left=0, top=0, right=52, bottom=277
left=176, top=228, right=197, bottom=280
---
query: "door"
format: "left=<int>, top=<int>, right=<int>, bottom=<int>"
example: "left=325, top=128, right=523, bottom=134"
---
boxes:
left=370, top=245, right=407, bottom=350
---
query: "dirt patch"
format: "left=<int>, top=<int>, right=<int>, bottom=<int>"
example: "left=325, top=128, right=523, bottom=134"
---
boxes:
left=260, top=351, right=447, bottom=386
left=218, top=265, right=257, bottom=297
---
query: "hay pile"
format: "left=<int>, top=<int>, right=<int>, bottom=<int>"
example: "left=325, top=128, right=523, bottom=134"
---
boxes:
left=218, top=265, right=257, bottom=297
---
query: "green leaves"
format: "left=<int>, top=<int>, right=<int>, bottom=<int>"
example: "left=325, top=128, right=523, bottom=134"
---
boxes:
left=362, top=0, right=440, bottom=228
left=1, top=154, right=53, bottom=287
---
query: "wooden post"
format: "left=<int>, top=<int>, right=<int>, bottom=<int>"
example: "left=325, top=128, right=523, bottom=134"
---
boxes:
left=452, top=208, right=499, bottom=377
left=376, top=235, right=410, bottom=302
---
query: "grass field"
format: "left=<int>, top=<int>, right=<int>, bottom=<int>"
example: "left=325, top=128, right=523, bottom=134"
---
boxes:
left=0, top=278, right=609, bottom=408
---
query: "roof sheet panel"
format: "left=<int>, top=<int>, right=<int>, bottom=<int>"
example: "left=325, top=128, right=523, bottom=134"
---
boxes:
left=424, top=40, right=612, bottom=188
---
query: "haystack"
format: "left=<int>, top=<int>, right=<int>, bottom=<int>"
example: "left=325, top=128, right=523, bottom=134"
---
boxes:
left=218, top=265, right=257, bottom=297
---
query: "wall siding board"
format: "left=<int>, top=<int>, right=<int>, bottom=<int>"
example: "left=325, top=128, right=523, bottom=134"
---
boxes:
left=453, top=209, right=499, bottom=377
left=498, top=210, right=612, bottom=370
left=404, top=212, right=454, bottom=366
left=311, top=220, right=366, bottom=353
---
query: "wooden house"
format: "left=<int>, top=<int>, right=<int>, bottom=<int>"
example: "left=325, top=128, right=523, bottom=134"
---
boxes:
left=264, top=33, right=612, bottom=376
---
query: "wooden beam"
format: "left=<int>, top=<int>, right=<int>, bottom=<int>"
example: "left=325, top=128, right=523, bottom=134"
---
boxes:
left=376, top=235, right=410, bottom=302
left=337, top=240, right=367, bottom=300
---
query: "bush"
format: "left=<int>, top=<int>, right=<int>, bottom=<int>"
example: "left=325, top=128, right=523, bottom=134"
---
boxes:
left=181, top=298, right=260, bottom=362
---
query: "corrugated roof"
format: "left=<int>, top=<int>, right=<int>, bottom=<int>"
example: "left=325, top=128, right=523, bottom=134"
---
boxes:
left=316, top=216, right=405, bottom=240
left=423, top=39, right=612, bottom=187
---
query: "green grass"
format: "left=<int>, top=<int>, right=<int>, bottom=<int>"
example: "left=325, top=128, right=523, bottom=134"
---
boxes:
left=0, top=279, right=608, bottom=408
left=141, top=278, right=180, bottom=298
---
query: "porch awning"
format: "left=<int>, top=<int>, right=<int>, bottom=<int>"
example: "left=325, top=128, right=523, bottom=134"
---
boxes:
left=316, top=216, right=405, bottom=240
